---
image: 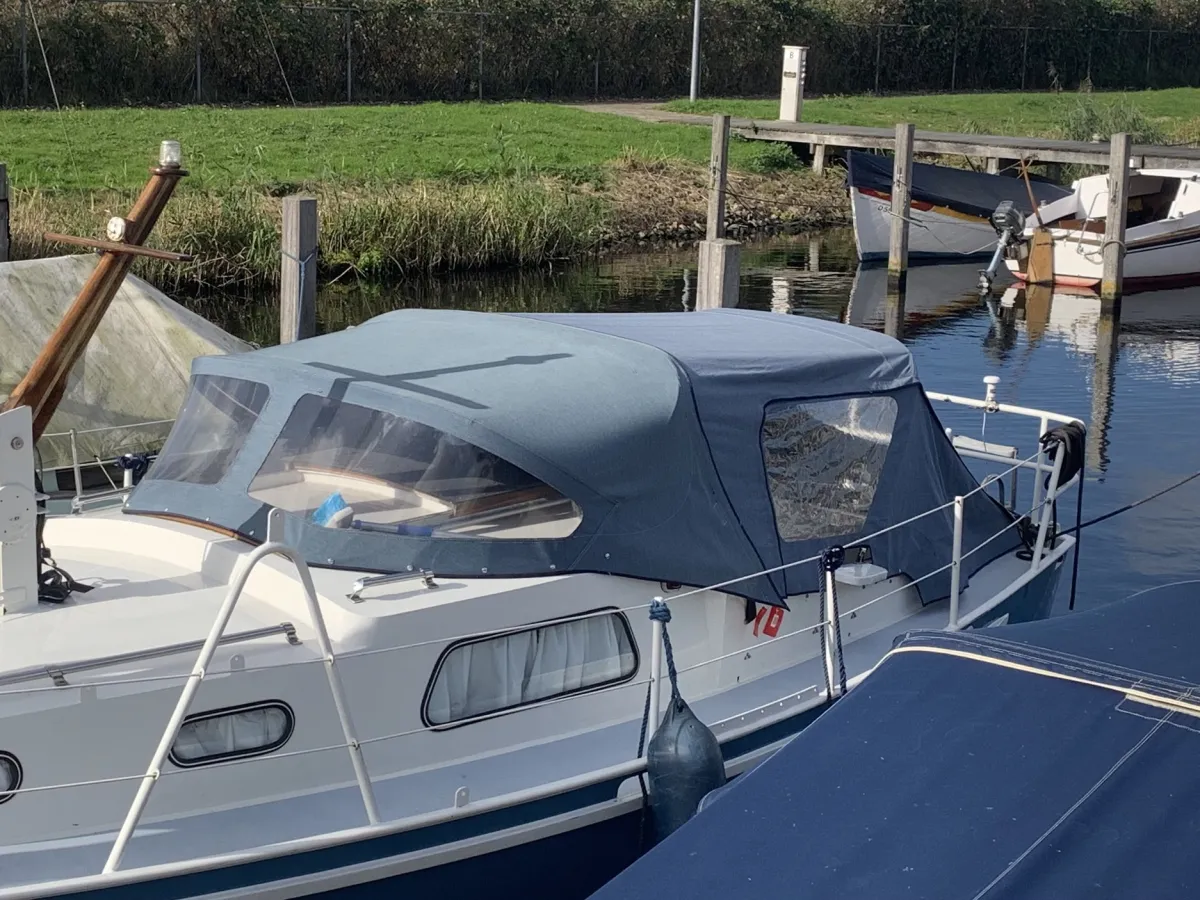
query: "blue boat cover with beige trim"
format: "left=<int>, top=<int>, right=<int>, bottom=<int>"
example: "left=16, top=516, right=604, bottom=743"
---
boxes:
left=590, top=580, right=1200, bottom=899
left=125, top=308, right=1020, bottom=603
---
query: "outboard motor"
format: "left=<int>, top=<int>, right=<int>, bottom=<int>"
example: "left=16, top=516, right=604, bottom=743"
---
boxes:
left=978, top=200, right=1027, bottom=294
left=644, top=601, right=726, bottom=843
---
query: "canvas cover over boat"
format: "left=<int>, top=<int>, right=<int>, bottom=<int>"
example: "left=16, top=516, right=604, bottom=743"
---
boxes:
left=590, top=581, right=1200, bottom=899
left=846, top=149, right=1072, bottom=220
left=0, top=255, right=251, bottom=469
left=125, top=308, right=1021, bottom=604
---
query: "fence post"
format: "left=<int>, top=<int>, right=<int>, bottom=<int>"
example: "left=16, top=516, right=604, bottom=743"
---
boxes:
left=345, top=11, right=353, bottom=103
left=193, top=1, right=202, bottom=101
left=950, top=28, right=958, bottom=91
left=1101, top=132, right=1130, bottom=307
left=696, top=115, right=739, bottom=309
left=1146, top=30, right=1153, bottom=88
left=1021, top=26, right=1029, bottom=90
left=689, top=0, right=701, bottom=102
left=594, top=57, right=599, bottom=100
left=888, top=122, right=915, bottom=293
left=874, top=25, right=883, bottom=94
left=0, top=164, right=9, bottom=264
left=280, top=196, right=318, bottom=344
left=19, top=0, right=29, bottom=106
left=477, top=13, right=484, bottom=101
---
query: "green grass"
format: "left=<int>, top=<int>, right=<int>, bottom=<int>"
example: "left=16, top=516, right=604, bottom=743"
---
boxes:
left=0, top=102, right=771, bottom=192
left=663, top=88, right=1200, bottom=138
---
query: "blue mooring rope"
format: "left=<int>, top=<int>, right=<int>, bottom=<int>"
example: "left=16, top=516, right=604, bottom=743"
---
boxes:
left=648, top=598, right=681, bottom=703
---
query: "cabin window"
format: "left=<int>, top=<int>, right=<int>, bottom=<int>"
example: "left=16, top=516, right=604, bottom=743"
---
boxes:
left=0, top=752, right=21, bottom=804
left=169, top=702, right=294, bottom=768
left=249, top=394, right=583, bottom=540
left=761, top=396, right=898, bottom=542
left=424, top=611, right=638, bottom=726
left=148, top=375, right=270, bottom=485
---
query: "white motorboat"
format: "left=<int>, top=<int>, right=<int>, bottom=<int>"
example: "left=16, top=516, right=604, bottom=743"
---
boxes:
left=847, top=150, right=1071, bottom=262
left=0, top=300, right=1088, bottom=900
left=1004, top=169, right=1200, bottom=290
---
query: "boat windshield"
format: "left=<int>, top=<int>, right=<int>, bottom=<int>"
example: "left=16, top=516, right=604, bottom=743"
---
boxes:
left=148, top=375, right=270, bottom=485
left=247, top=394, right=583, bottom=540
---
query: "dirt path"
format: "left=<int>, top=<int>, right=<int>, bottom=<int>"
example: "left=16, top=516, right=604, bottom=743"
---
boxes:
left=566, top=102, right=710, bottom=127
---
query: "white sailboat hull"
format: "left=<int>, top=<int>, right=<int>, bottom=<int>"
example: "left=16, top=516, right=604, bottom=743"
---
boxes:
left=850, top=187, right=999, bottom=262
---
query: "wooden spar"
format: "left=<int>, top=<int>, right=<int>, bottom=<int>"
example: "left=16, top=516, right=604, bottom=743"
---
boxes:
left=41, top=232, right=194, bottom=262
left=1, top=143, right=187, bottom=440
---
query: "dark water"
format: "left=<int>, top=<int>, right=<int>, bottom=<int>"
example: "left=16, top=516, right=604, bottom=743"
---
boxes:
left=201, top=226, right=1200, bottom=613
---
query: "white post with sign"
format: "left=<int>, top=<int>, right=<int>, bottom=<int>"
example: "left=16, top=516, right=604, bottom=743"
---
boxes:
left=779, top=45, right=807, bottom=122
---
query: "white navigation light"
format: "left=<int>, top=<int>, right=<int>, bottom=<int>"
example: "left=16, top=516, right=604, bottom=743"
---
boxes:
left=159, top=140, right=183, bottom=169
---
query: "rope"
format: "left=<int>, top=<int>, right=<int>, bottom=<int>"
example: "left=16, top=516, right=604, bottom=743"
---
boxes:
left=1062, top=469, right=1200, bottom=536
left=649, top=599, right=681, bottom=703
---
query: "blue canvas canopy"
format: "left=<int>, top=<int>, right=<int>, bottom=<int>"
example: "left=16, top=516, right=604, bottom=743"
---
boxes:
left=125, top=308, right=1020, bottom=604
left=846, top=149, right=1072, bottom=221
left=590, top=581, right=1200, bottom=899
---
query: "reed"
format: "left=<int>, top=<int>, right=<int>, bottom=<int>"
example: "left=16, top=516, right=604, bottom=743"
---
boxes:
left=11, top=178, right=611, bottom=291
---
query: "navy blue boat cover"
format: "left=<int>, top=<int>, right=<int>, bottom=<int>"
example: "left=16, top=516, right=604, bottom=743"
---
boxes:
left=590, top=581, right=1200, bottom=899
left=126, top=309, right=1020, bottom=603
left=846, top=149, right=1072, bottom=220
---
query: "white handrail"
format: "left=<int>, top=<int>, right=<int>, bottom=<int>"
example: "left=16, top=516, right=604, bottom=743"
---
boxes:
left=948, top=495, right=965, bottom=628
left=1031, top=443, right=1067, bottom=570
left=102, top=510, right=380, bottom=875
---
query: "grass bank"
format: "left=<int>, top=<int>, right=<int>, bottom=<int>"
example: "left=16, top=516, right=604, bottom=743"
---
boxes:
left=2, top=102, right=845, bottom=290
left=664, top=88, right=1200, bottom=142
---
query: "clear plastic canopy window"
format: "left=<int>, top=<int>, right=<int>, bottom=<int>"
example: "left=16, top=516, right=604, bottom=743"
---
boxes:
left=249, top=394, right=583, bottom=540
left=761, top=396, right=898, bottom=542
left=148, top=375, right=270, bottom=486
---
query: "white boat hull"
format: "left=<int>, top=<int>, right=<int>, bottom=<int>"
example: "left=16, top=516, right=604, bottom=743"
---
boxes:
left=850, top=187, right=999, bottom=262
left=1005, top=221, right=1200, bottom=290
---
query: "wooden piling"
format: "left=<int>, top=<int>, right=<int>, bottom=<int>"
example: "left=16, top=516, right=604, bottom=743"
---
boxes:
left=1101, top=132, right=1131, bottom=307
left=280, top=195, right=318, bottom=344
left=697, top=114, right=739, bottom=309
left=706, top=114, right=730, bottom=241
left=887, top=123, right=915, bottom=291
left=811, top=143, right=826, bottom=176
left=0, top=164, right=9, bottom=264
left=696, top=239, right=740, bottom=309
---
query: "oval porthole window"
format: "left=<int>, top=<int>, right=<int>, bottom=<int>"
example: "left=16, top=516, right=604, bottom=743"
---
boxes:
left=0, top=752, right=22, bottom=804
left=168, top=701, right=295, bottom=768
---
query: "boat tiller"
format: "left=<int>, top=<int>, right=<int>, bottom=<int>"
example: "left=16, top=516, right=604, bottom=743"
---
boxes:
left=978, top=201, right=1026, bottom=294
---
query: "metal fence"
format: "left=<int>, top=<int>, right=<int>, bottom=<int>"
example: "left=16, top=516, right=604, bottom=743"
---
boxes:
left=3, top=0, right=1200, bottom=109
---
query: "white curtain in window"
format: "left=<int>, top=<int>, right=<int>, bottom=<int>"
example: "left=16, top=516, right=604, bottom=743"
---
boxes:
left=427, top=615, right=635, bottom=724
left=173, top=707, right=290, bottom=762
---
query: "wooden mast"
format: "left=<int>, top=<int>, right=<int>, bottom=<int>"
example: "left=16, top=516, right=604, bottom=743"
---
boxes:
left=1, top=141, right=188, bottom=441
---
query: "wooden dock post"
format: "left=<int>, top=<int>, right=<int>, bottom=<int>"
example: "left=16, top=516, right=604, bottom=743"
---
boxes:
left=0, top=164, right=9, bottom=264
left=280, top=195, right=318, bottom=344
left=1101, top=132, right=1131, bottom=307
left=887, top=123, right=915, bottom=292
left=696, top=114, right=739, bottom=309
